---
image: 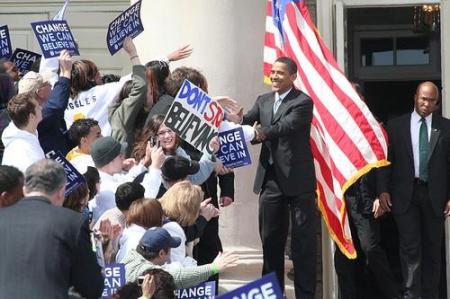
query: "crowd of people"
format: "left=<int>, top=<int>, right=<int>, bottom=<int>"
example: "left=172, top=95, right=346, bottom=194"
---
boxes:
left=1, top=33, right=450, bottom=299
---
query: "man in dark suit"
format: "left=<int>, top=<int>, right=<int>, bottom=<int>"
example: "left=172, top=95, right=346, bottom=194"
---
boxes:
left=379, top=81, right=450, bottom=299
left=0, top=159, right=104, bottom=299
left=227, top=57, right=317, bottom=298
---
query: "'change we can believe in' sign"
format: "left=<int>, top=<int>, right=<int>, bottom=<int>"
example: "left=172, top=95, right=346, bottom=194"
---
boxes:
left=102, top=263, right=126, bottom=298
left=9, top=48, right=41, bottom=73
left=0, top=25, right=12, bottom=59
left=217, top=273, right=282, bottom=299
left=217, top=127, right=251, bottom=169
left=176, top=281, right=216, bottom=299
left=164, top=79, right=224, bottom=155
left=45, top=150, right=85, bottom=196
left=106, top=0, right=144, bottom=55
left=31, top=20, right=79, bottom=58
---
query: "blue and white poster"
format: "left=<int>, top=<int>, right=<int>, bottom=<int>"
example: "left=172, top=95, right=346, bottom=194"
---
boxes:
left=106, top=0, right=143, bottom=55
left=217, top=127, right=252, bottom=168
left=31, top=20, right=79, bottom=58
left=176, top=281, right=216, bottom=299
left=217, top=273, right=282, bottom=299
left=45, top=150, right=85, bottom=196
left=102, top=263, right=126, bottom=298
left=9, top=48, right=41, bottom=73
left=164, top=79, right=224, bottom=155
left=0, top=25, right=12, bottom=59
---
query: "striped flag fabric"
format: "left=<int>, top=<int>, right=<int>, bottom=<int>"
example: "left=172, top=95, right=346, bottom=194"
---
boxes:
left=264, top=0, right=389, bottom=258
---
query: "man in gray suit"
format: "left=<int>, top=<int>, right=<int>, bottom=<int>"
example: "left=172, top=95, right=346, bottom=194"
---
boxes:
left=227, top=57, right=317, bottom=298
left=0, top=159, right=103, bottom=299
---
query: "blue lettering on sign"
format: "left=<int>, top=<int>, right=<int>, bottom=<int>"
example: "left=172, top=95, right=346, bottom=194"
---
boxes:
left=31, top=20, right=79, bottom=58
left=107, top=0, right=144, bottom=55
left=0, top=25, right=12, bottom=59
left=176, top=281, right=216, bottom=299
left=217, top=273, right=282, bottom=299
left=178, top=80, right=212, bottom=115
left=102, top=263, right=126, bottom=298
left=217, top=128, right=251, bottom=169
left=10, top=48, right=42, bottom=73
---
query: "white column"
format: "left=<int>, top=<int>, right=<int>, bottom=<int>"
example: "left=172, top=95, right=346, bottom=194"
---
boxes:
left=440, top=1, right=450, bottom=298
left=135, top=0, right=268, bottom=251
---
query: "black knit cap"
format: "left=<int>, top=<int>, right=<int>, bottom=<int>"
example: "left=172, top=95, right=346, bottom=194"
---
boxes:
left=91, top=136, right=126, bottom=168
left=161, top=156, right=200, bottom=181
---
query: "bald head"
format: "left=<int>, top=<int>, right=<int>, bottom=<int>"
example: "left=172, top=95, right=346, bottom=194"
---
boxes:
left=414, top=81, right=439, bottom=118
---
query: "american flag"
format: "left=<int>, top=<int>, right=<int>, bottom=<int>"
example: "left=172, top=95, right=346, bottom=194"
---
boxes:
left=264, top=0, right=389, bottom=258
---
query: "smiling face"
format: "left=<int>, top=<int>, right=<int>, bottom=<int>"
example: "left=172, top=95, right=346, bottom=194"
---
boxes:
left=156, top=123, right=177, bottom=153
left=270, top=61, right=296, bottom=94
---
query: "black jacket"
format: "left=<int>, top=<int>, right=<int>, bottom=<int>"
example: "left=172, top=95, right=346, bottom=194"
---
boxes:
left=380, top=113, right=450, bottom=216
left=243, top=89, right=316, bottom=196
left=0, top=196, right=104, bottom=298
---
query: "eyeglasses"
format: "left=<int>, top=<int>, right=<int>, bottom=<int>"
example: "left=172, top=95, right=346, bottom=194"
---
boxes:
left=156, top=129, right=173, bottom=137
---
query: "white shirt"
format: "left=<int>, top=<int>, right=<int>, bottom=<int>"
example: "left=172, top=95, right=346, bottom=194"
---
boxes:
left=1, top=122, right=45, bottom=173
left=116, top=224, right=146, bottom=263
left=274, top=88, right=292, bottom=113
left=410, top=110, right=432, bottom=178
left=89, top=163, right=147, bottom=224
left=163, top=221, right=197, bottom=267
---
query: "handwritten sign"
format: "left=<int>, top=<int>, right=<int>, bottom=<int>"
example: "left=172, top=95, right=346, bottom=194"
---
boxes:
left=9, top=48, right=41, bottom=73
left=217, top=128, right=251, bottom=168
left=217, top=273, right=282, bottom=299
left=176, top=281, right=216, bottom=299
left=45, top=150, right=85, bottom=196
left=102, top=263, right=126, bottom=298
left=164, top=79, right=224, bottom=155
left=106, top=0, right=143, bottom=55
left=31, top=20, right=79, bottom=58
left=0, top=25, right=12, bottom=59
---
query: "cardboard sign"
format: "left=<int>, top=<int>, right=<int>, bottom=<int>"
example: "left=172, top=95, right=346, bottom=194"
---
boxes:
left=217, top=273, right=283, bottom=299
left=164, top=79, right=224, bottom=155
left=106, top=0, right=143, bottom=55
left=31, top=20, right=79, bottom=58
left=102, top=263, right=126, bottom=298
left=217, top=128, right=252, bottom=168
left=45, top=150, right=85, bottom=196
left=9, top=48, right=41, bottom=73
left=0, top=25, right=12, bottom=59
left=176, top=281, right=216, bottom=299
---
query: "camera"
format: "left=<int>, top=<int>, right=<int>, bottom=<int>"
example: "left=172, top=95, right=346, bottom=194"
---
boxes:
left=137, top=276, right=145, bottom=286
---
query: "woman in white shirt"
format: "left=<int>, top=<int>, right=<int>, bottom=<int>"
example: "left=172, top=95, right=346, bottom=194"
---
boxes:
left=159, top=181, right=204, bottom=267
left=116, top=198, right=163, bottom=263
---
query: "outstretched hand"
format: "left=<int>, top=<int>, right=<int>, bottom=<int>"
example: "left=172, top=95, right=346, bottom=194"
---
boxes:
left=167, top=44, right=193, bottom=62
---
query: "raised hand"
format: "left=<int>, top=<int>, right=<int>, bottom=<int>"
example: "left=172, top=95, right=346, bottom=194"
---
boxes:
left=167, top=44, right=193, bottom=62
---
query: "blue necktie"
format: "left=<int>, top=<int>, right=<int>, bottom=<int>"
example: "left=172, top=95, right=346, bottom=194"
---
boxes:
left=273, top=94, right=283, bottom=114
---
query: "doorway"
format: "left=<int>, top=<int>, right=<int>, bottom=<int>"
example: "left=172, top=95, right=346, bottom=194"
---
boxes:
left=345, top=5, right=447, bottom=299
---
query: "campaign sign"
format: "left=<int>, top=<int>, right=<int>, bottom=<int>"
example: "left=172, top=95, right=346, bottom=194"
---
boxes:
left=164, top=80, right=224, bottom=155
left=45, top=150, right=85, bottom=196
left=217, top=128, right=251, bottom=168
left=9, top=48, right=41, bottom=73
left=0, top=25, right=12, bottom=59
left=107, top=0, right=143, bottom=55
left=102, top=263, right=126, bottom=298
left=217, top=273, right=282, bottom=299
left=31, top=20, right=79, bottom=58
left=176, top=281, right=216, bottom=299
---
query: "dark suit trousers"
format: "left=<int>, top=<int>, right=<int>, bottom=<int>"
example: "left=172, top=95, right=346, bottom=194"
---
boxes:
left=259, top=166, right=317, bottom=299
left=334, top=191, right=400, bottom=299
left=394, top=183, right=444, bottom=299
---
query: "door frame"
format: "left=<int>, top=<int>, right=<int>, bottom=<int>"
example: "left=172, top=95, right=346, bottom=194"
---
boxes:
left=317, top=0, right=449, bottom=298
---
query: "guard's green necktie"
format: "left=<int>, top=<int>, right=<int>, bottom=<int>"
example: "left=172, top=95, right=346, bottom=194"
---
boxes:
left=419, top=117, right=429, bottom=182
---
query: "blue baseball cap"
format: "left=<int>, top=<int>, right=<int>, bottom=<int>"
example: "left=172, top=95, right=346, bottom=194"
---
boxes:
left=138, top=227, right=181, bottom=253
